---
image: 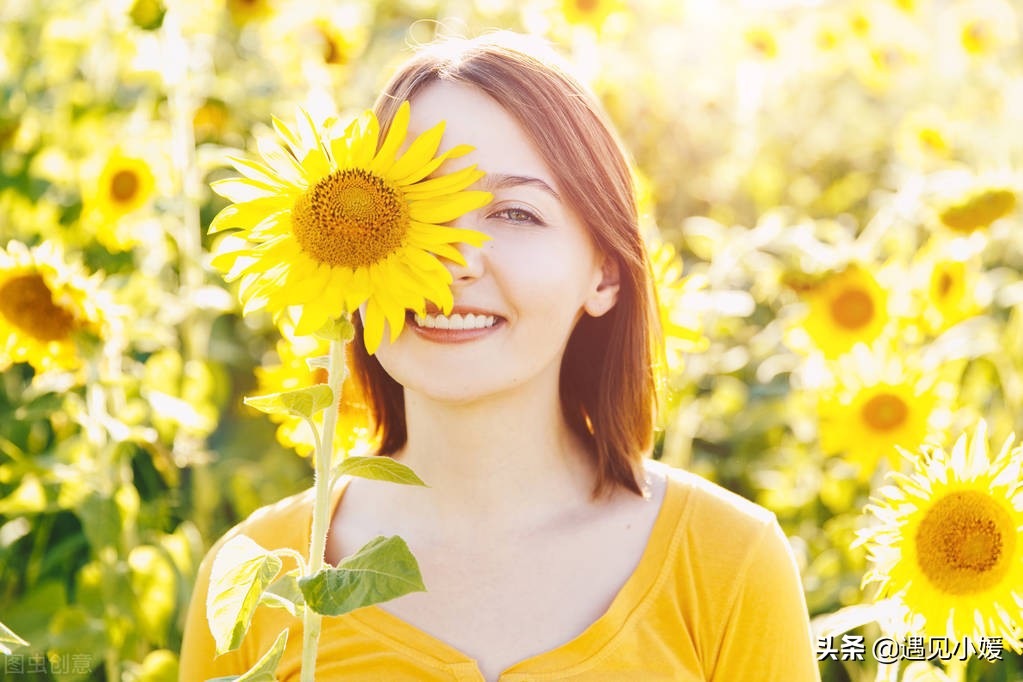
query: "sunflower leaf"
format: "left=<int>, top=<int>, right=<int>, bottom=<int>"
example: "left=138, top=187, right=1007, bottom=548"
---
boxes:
left=331, top=456, right=427, bottom=487
left=243, top=385, right=333, bottom=420
left=207, top=628, right=289, bottom=682
left=207, top=535, right=283, bottom=655
left=299, top=536, right=425, bottom=616
left=313, top=316, right=355, bottom=343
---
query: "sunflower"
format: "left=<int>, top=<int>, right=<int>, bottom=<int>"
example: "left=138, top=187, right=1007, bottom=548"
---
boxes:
left=0, top=240, right=107, bottom=374
left=744, top=26, right=779, bottom=60
left=938, top=187, right=1017, bottom=233
left=859, top=422, right=1023, bottom=652
left=83, top=149, right=157, bottom=251
left=559, top=0, right=622, bottom=30
left=226, top=0, right=274, bottom=25
left=647, top=238, right=707, bottom=374
left=896, top=109, right=952, bottom=167
left=955, top=0, right=1017, bottom=57
left=799, top=265, right=889, bottom=358
left=312, top=14, right=367, bottom=67
left=818, top=348, right=940, bottom=477
left=923, top=258, right=980, bottom=332
left=254, top=335, right=373, bottom=459
left=208, top=102, right=492, bottom=353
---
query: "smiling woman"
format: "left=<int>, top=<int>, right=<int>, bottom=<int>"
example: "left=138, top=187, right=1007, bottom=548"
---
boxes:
left=180, top=30, right=820, bottom=682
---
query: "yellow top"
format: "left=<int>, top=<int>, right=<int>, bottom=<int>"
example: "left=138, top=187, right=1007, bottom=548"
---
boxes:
left=179, top=460, right=820, bottom=681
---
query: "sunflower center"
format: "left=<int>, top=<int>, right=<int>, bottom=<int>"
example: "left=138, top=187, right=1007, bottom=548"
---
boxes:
left=110, top=170, right=140, bottom=203
left=830, top=288, right=875, bottom=330
left=936, top=271, right=954, bottom=299
left=291, top=168, right=409, bottom=268
left=575, top=0, right=599, bottom=11
left=0, top=273, right=78, bottom=342
left=861, top=393, right=908, bottom=431
left=915, top=490, right=1015, bottom=595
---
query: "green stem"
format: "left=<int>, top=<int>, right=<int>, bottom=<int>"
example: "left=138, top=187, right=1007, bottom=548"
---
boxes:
left=300, top=337, right=347, bottom=682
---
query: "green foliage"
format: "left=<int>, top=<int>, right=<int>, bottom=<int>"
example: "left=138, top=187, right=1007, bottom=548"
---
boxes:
left=243, top=386, right=334, bottom=421
left=206, top=535, right=282, bottom=655
left=299, top=536, right=425, bottom=617
left=332, top=456, right=427, bottom=487
left=206, top=628, right=288, bottom=682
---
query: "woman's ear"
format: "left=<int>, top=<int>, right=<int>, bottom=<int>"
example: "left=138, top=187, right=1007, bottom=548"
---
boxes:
left=584, top=256, right=620, bottom=317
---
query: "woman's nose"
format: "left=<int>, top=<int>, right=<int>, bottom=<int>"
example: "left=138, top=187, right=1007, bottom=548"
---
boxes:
left=444, top=239, right=485, bottom=282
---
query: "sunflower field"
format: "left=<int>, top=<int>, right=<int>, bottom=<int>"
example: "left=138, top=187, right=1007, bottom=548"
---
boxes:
left=2, top=0, right=1023, bottom=681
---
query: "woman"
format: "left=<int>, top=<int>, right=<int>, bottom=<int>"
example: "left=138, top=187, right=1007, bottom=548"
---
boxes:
left=181, top=31, right=820, bottom=681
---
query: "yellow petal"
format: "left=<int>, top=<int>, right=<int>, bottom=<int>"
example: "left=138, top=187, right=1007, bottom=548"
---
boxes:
left=403, top=165, right=485, bottom=201
left=272, top=115, right=303, bottom=154
left=388, top=121, right=445, bottom=183
left=396, top=144, right=475, bottom=186
left=209, top=196, right=291, bottom=234
left=408, top=192, right=494, bottom=225
left=405, top=236, right=466, bottom=265
left=370, top=101, right=410, bottom=177
left=344, top=266, right=371, bottom=312
left=361, top=298, right=385, bottom=354
left=228, top=155, right=289, bottom=188
left=211, top=178, right=281, bottom=203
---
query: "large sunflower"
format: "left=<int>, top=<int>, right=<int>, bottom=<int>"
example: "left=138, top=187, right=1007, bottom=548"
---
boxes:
left=254, top=335, right=373, bottom=459
left=0, top=240, right=107, bottom=374
left=208, top=102, right=492, bottom=353
left=859, top=422, right=1023, bottom=652
left=799, top=265, right=888, bottom=358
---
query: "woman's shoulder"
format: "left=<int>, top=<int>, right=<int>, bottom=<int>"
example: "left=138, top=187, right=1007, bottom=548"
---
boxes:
left=654, top=459, right=777, bottom=530
left=203, top=483, right=321, bottom=562
left=650, top=459, right=786, bottom=576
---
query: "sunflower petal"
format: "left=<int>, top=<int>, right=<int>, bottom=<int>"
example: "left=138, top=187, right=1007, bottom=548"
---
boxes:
left=209, top=197, right=291, bottom=234
left=396, top=144, right=476, bottom=186
left=211, top=178, right=281, bottom=203
left=371, top=101, right=410, bottom=176
left=408, top=191, right=494, bottom=224
left=388, top=120, right=445, bottom=182
left=361, top=298, right=386, bottom=354
left=403, top=165, right=486, bottom=200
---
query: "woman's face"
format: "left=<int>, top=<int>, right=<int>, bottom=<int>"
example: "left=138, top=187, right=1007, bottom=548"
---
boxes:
left=371, top=80, right=618, bottom=404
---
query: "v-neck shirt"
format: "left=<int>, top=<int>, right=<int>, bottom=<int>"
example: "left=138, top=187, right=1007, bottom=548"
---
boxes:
left=180, top=460, right=820, bottom=681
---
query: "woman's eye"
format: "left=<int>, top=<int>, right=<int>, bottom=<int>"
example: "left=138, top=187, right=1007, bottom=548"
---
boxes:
left=493, top=207, right=541, bottom=225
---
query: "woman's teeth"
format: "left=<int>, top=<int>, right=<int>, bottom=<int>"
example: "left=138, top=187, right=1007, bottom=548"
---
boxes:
left=413, top=312, right=498, bottom=330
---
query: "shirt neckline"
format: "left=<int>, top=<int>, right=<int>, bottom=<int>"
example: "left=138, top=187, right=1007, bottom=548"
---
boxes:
left=314, top=458, right=689, bottom=679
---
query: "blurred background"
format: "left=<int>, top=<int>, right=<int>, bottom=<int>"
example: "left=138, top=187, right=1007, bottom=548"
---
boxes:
left=1, top=0, right=1022, bottom=680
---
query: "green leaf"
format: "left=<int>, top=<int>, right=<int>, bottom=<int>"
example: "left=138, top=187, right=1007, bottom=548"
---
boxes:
left=206, top=629, right=288, bottom=682
left=299, top=536, right=425, bottom=617
left=260, top=570, right=305, bottom=617
left=332, top=456, right=427, bottom=487
left=243, top=385, right=333, bottom=420
left=207, top=535, right=283, bottom=655
left=0, top=620, right=28, bottom=654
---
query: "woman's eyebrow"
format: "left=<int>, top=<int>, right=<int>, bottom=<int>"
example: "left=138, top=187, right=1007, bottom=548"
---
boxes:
left=481, top=173, right=561, bottom=201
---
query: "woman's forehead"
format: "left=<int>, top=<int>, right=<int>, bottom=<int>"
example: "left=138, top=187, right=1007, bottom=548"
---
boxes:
left=401, top=81, right=559, bottom=191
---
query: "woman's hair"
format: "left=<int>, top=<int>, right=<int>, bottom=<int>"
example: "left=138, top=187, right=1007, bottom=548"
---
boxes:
left=351, top=30, right=662, bottom=498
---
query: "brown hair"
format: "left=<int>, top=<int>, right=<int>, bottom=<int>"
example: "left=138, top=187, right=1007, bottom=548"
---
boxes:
left=351, top=31, right=662, bottom=498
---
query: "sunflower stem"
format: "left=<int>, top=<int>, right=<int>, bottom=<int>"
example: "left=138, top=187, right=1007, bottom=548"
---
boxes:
left=300, top=334, right=347, bottom=682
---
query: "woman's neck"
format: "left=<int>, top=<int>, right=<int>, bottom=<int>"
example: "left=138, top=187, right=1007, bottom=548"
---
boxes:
left=390, top=370, right=599, bottom=536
